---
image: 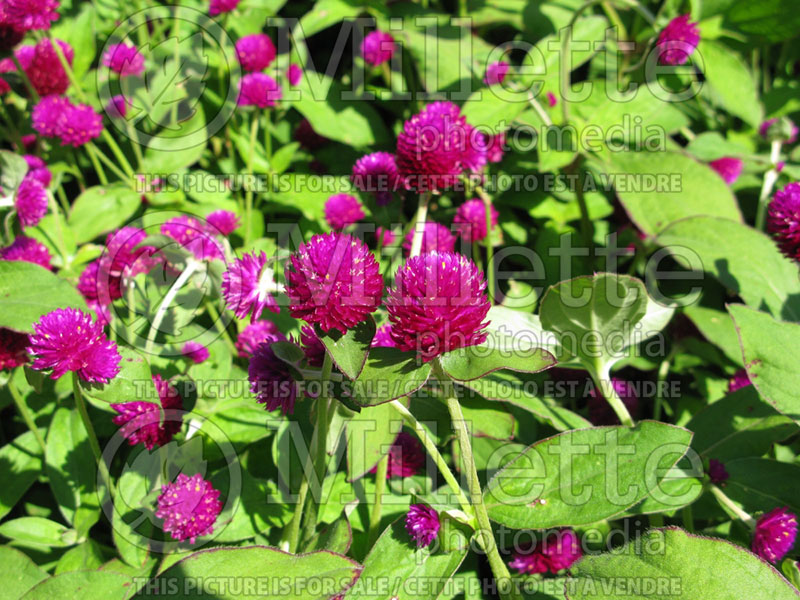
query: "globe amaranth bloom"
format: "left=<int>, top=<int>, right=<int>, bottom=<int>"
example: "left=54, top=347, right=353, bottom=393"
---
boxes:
left=3, top=0, right=60, bottom=31
left=760, top=117, right=798, bottom=144
left=102, top=43, right=145, bottom=76
left=58, top=102, right=103, bottom=147
left=19, top=39, right=73, bottom=96
left=209, top=0, right=239, bottom=15
left=105, top=94, right=129, bottom=119
left=0, top=7, right=24, bottom=51
left=111, top=374, right=183, bottom=450
left=709, top=157, right=743, bottom=185
left=546, top=91, right=558, bottom=107
left=324, top=194, right=365, bottom=230
left=182, top=341, right=209, bottom=364
left=708, top=459, right=729, bottom=484
left=767, top=182, right=800, bottom=261
left=222, top=251, right=280, bottom=321
left=405, top=504, right=440, bottom=547
left=248, top=341, right=298, bottom=414
left=27, top=308, right=121, bottom=383
left=510, top=529, right=582, bottom=574
left=31, top=94, right=70, bottom=137
left=0, top=235, right=52, bottom=269
left=156, top=473, right=223, bottom=543
left=235, top=320, right=284, bottom=358
left=379, top=432, right=425, bottom=478
left=485, top=132, right=506, bottom=164
left=300, top=324, right=326, bottom=367
left=235, top=34, right=276, bottom=72
left=15, top=176, right=48, bottom=228
left=238, top=73, right=281, bottom=108
left=484, top=60, right=509, bottom=86
left=285, top=232, right=384, bottom=334
left=587, top=378, right=639, bottom=425
left=752, top=507, right=798, bottom=563
left=376, top=227, right=396, bottom=248
left=287, top=63, right=302, bottom=86
left=396, top=101, right=487, bottom=191
left=361, top=31, right=395, bottom=66
left=402, top=222, right=457, bottom=256
left=387, top=252, right=490, bottom=361
left=0, top=328, right=29, bottom=370
left=161, top=215, right=225, bottom=261
left=23, top=154, right=52, bottom=187
left=351, top=152, right=400, bottom=206
left=206, top=210, right=240, bottom=236
left=371, top=323, right=396, bottom=348
left=657, top=14, right=699, bottom=66
left=728, top=368, right=752, bottom=393
left=453, top=199, right=499, bottom=243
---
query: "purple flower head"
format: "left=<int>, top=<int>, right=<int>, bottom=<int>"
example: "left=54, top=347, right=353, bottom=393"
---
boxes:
left=0, top=235, right=52, bottom=269
left=486, top=132, right=506, bottom=163
left=405, top=504, right=440, bottom=547
left=387, top=252, right=490, bottom=361
left=767, top=182, right=800, bottom=261
left=15, top=177, right=48, bottom=228
left=708, top=459, right=729, bottom=484
left=287, top=63, right=302, bottom=86
left=484, top=60, right=509, bottom=86
left=371, top=323, right=396, bottom=348
left=300, top=324, right=326, bottom=367
left=385, top=432, right=425, bottom=477
left=710, top=157, right=743, bottom=185
left=23, top=39, right=73, bottom=96
left=760, top=117, right=798, bottom=144
left=294, top=118, right=327, bottom=150
left=23, top=154, right=52, bottom=187
left=3, top=0, right=59, bottom=31
left=351, top=152, right=400, bottom=205
left=324, top=194, right=365, bottom=230
left=0, top=9, right=24, bottom=51
left=102, top=43, right=145, bottom=76
left=156, top=473, right=223, bottom=543
left=105, top=226, right=156, bottom=279
left=285, top=232, right=384, bottom=334
left=27, top=308, right=121, bottom=383
left=248, top=341, right=297, bottom=414
left=222, top=251, right=280, bottom=321
left=752, top=507, right=798, bottom=563
left=58, top=102, right=103, bottom=147
left=206, top=210, right=240, bottom=236
left=106, top=94, right=129, bottom=119
left=77, top=261, right=121, bottom=312
left=376, top=227, right=396, bottom=248
left=236, top=320, right=283, bottom=358
left=510, top=530, right=582, bottom=574
left=453, top=198, right=499, bottom=243
left=0, top=328, right=29, bottom=370
left=587, top=378, right=639, bottom=425
left=547, top=91, right=558, bottom=107
left=182, top=341, right=209, bottom=364
left=235, top=34, right=276, bottom=72
left=32, top=95, right=70, bottom=137
left=161, top=215, right=225, bottom=261
left=397, top=101, right=487, bottom=191
left=238, top=72, right=281, bottom=108
left=728, top=368, right=752, bottom=393
left=657, top=14, right=700, bottom=66
left=361, top=31, right=395, bottom=66
left=402, top=222, right=457, bottom=256
left=111, top=374, right=183, bottom=450
left=208, top=0, right=239, bottom=16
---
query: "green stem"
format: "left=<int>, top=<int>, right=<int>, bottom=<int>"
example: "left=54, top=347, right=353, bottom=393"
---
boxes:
left=311, top=354, right=333, bottom=521
left=682, top=504, right=694, bottom=533
left=72, top=374, right=114, bottom=498
left=409, top=192, right=431, bottom=258
left=8, top=375, right=46, bottom=455
left=755, top=140, right=782, bottom=231
left=710, top=485, right=756, bottom=528
left=204, top=300, right=237, bottom=355
left=85, top=143, right=108, bottom=185
left=244, top=115, right=259, bottom=247
left=591, top=364, right=634, bottom=426
left=653, top=354, right=672, bottom=421
left=88, top=142, right=129, bottom=182
left=11, top=54, right=39, bottom=101
left=144, top=260, right=201, bottom=355
left=368, top=454, right=388, bottom=545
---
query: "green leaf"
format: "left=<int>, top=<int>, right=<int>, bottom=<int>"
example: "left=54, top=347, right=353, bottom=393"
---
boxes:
left=483, top=421, right=693, bottom=529
left=0, top=547, right=49, bottom=600
left=729, top=304, right=800, bottom=425
left=346, top=401, right=399, bottom=480
left=687, top=386, right=796, bottom=460
left=658, top=217, right=800, bottom=320
left=0, top=431, right=44, bottom=520
left=302, top=517, right=352, bottom=555
left=438, top=343, right=556, bottom=382
left=80, top=346, right=157, bottom=404
left=461, top=89, right=529, bottom=132
left=722, top=457, right=800, bottom=516
left=141, top=104, right=208, bottom=172
left=698, top=40, right=763, bottom=126
left=346, top=518, right=468, bottom=600
left=0, top=261, right=87, bottom=333
left=0, top=150, right=29, bottom=194
left=317, top=318, right=375, bottom=380
left=54, top=540, right=105, bottom=575
left=568, top=527, right=800, bottom=599
left=113, top=450, right=156, bottom=568
left=349, top=347, right=432, bottom=407
left=725, top=0, right=800, bottom=42
left=592, top=151, right=740, bottom=236
left=298, top=0, right=361, bottom=37
left=683, top=304, right=742, bottom=364
left=0, top=518, right=72, bottom=549
left=20, top=570, right=132, bottom=600
left=136, top=546, right=362, bottom=599
left=67, top=185, right=142, bottom=245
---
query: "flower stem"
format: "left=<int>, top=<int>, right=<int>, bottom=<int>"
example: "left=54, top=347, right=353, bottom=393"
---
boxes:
left=710, top=484, right=756, bottom=528
left=204, top=300, right=237, bottom=355
left=85, top=143, right=109, bottom=185
left=72, top=374, right=114, bottom=498
left=11, top=54, right=38, bottom=101
left=755, top=140, right=782, bottom=231
left=8, top=374, right=46, bottom=455
left=244, top=115, right=259, bottom=247
left=144, top=259, right=201, bottom=355
left=590, top=364, right=634, bottom=426
left=409, top=192, right=431, bottom=258
left=309, top=353, right=333, bottom=525
left=368, top=454, right=388, bottom=545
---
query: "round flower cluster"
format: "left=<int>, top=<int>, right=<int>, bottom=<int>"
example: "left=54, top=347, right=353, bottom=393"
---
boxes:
left=3, top=0, right=60, bottom=32
left=236, top=320, right=284, bottom=358
left=161, top=215, right=227, bottom=261
left=0, top=328, right=30, bottom=370
left=235, top=34, right=276, bottom=72
left=453, top=198, right=499, bottom=243
left=484, top=60, right=509, bottom=86
left=361, top=31, right=395, bottom=66
left=656, top=14, right=700, bottom=66
left=324, top=194, right=364, bottom=230
left=767, top=182, right=800, bottom=261
left=752, top=507, right=797, bottom=563
left=0, top=235, right=52, bottom=269
left=14, top=177, right=48, bottom=228
left=248, top=341, right=297, bottom=414
left=156, top=473, right=223, bottom=543
left=509, top=529, right=582, bottom=574
left=102, top=43, right=145, bottom=77
left=238, top=73, right=281, bottom=108
left=222, top=250, right=279, bottom=321
left=111, top=374, right=183, bottom=450
left=351, top=152, right=400, bottom=205
left=402, top=222, right=456, bottom=256
left=32, top=95, right=103, bottom=147
left=405, top=504, right=440, bottom=547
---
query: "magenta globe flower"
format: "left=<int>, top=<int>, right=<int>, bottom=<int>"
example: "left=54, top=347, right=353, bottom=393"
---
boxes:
left=23, top=154, right=52, bottom=187
left=0, top=328, right=29, bottom=370
left=767, top=182, right=800, bottom=261
left=484, top=60, right=509, bottom=86
left=752, top=507, right=798, bottom=563
left=287, top=63, right=302, bottom=86
left=728, top=368, right=751, bottom=393
left=32, top=95, right=70, bottom=137
left=657, top=14, right=699, bottom=66
left=161, top=215, right=225, bottom=261
left=209, top=0, right=239, bottom=16
left=238, top=72, right=281, bottom=108
left=351, top=152, right=400, bottom=206
left=547, top=91, right=558, bottom=107
left=376, top=226, right=396, bottom=248
left=384, top=432, right=425, bottom=478
left=15, top=177, right=48, bottom=228
left=235, top=34, right=276, bottom=72
left=587, top=378, right=639, bottom=425
left=156, top=473, right=223, bottom=543
left=105, top=94, right=129, bottom=119
left=361, top=31, right=395, bottom=66
left=3, top=0, right=59, bottom=31
left=206, top=210, right=240, bottom=235
left=102, top=43, right=145, bottom=76
left=27, top=308, right=121, bottom=383
left=235, top=320, right=284, bottom=358
left=248, top=341, right=298, bottom=414
left=405, top=504, right=440, bottom=547
left=709, top=157, right=743, bottom=185
left=58, top=102, right=103, bottom=147
left=182, top=341, right=209, bottom=364
left=222, top=251, right=280, bottom=320
left=285, top=232, right=384, bottom=334
left=510, top=530, right=582, bottom=574
left=485, top=132, right=506, bottom=163
left=453, top=198, right=499, bottom=243
left=708, top=459, right=729, bottom=484
left=386, top=252, right=491, bottom=361
left=402, top=222, right=456, bottom=256
left=23, top=39, right=73, bottom=96
left=111, top=374, right=183, bottom=450
left=300, top=324, right=326, bottom=367
left=760, top=117, right=798, bottom=144
left=0, top=235, right=52, bottom=269
left=371, top=323, right=396, bottom=348
left=324, top=193, right=365, bottom=230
